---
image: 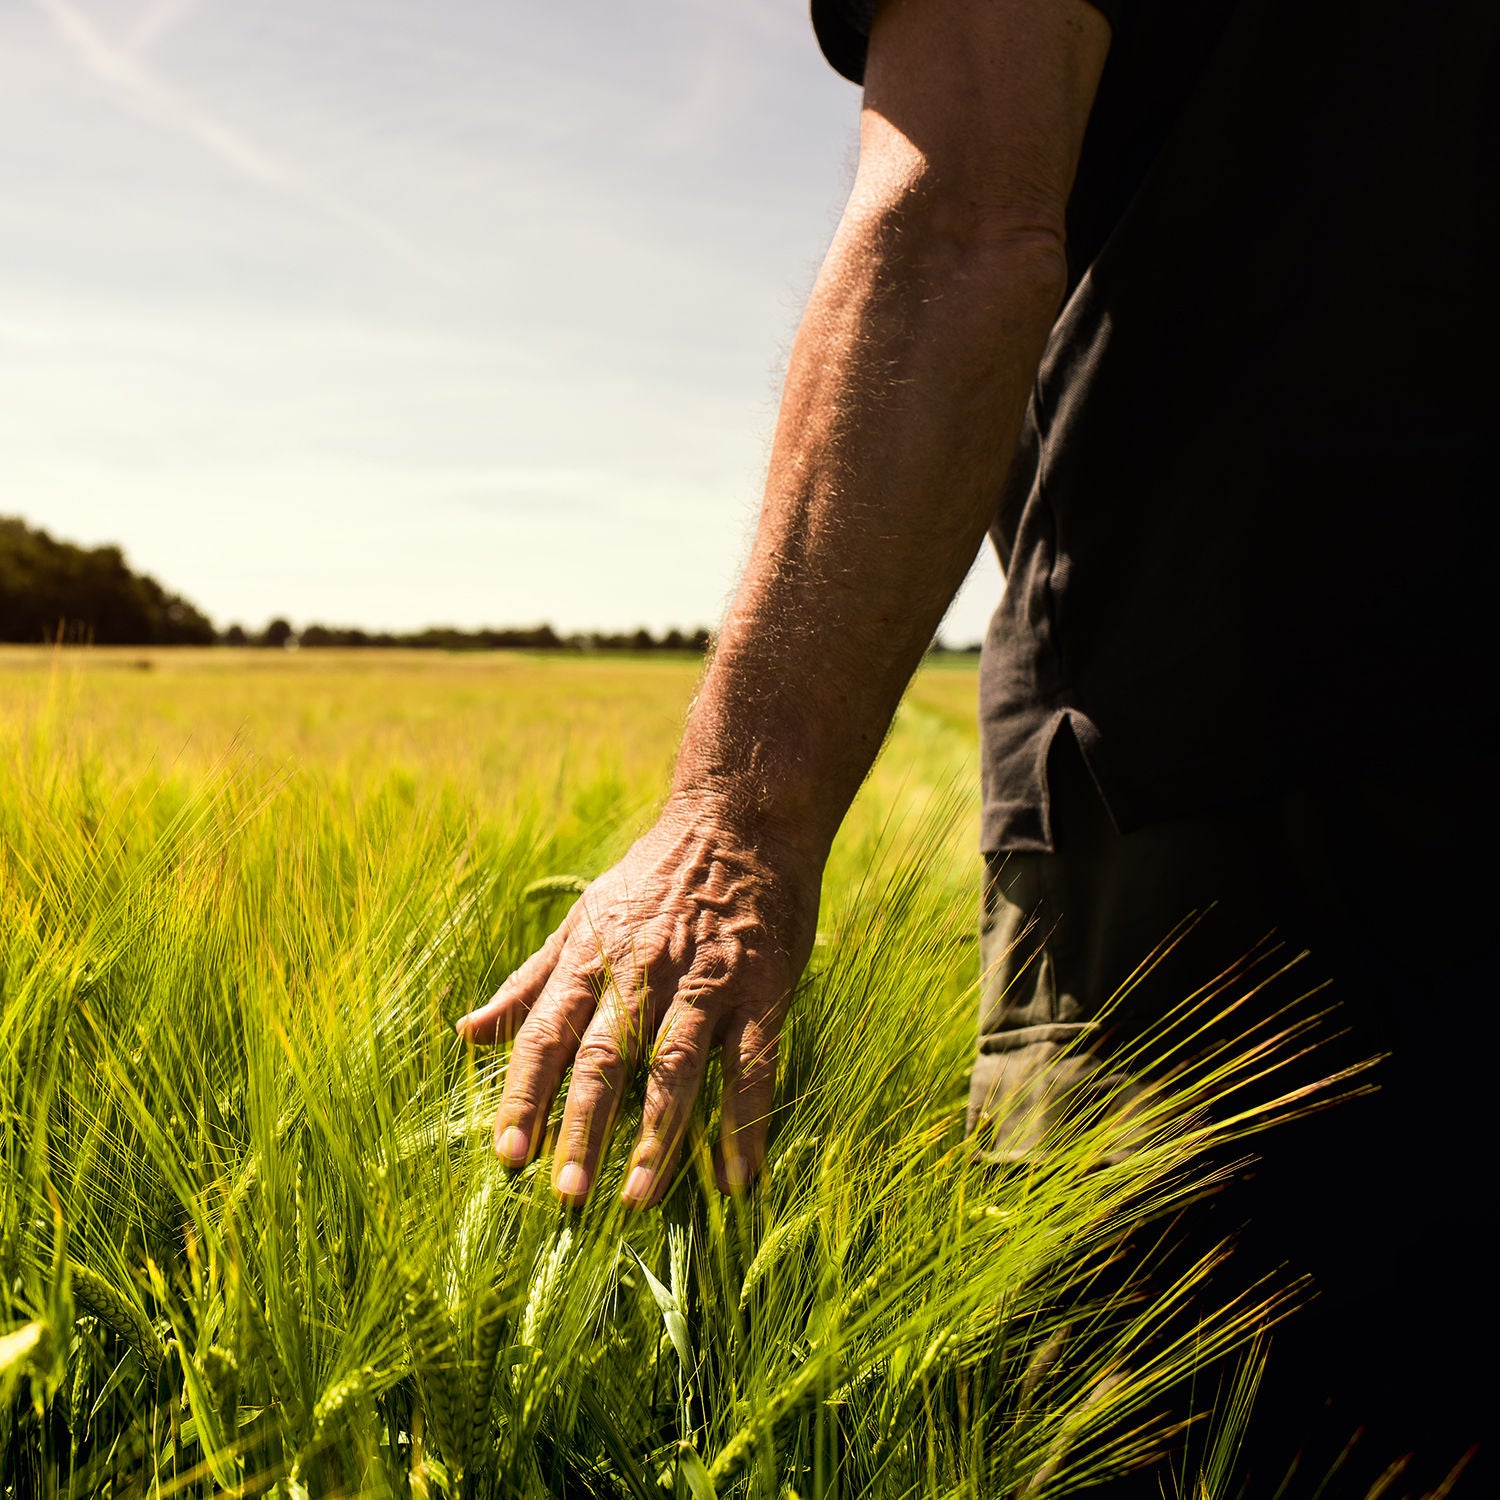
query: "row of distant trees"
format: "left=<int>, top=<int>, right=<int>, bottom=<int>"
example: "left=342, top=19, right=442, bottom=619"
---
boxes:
left=1, top=517, right=716, bottom=653
left=224, top=618, right=715, bottom=653
left=2, top=516, right=980, bottom=654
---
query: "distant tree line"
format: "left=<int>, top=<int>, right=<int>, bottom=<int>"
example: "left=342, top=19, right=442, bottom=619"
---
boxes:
left=1, top=517, right=713, bottom=653
left=226, top=618, right=716, bottom=654
left=3, top=516, right=979, bottom=654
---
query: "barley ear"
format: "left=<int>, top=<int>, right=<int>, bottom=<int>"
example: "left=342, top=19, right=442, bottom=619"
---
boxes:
left=68, top=1261, right=164, bottom=1376
left=469, top=1286, right=509, bottom=1459
left=404, top=1268, right=470, bottom=1474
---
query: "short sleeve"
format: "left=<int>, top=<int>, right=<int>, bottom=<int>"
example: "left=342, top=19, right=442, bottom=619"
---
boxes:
left=812, top=0, right=1122, bottom=86
left=811, top=0, right=878, bottom=83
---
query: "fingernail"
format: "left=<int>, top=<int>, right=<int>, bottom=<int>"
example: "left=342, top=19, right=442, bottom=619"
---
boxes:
left=454, top=1017, right=469, bottom=1037
left=496, top=1126, right=529, bottom=1165
left=555, top=1161, right=588, bottom=1201
left=622, top=1165, right=654, bottom=1206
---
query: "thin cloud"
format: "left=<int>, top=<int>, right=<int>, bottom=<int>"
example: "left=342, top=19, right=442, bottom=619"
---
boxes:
left=28, top=0, right=436, bottom=271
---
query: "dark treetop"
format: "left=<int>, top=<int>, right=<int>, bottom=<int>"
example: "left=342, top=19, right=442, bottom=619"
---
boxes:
left=0, top=517, right=215, bottom=646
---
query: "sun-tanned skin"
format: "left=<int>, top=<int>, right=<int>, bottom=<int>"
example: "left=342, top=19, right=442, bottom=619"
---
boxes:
left=456, top=0, right=1111, bottom=1208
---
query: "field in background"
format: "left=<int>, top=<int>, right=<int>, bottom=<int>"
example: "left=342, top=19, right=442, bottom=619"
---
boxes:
left=0, top=646, right=985, bottom=905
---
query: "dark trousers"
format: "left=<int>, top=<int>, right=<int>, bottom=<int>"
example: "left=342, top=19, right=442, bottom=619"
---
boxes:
left=970, top=732, right=1491, bottom=1497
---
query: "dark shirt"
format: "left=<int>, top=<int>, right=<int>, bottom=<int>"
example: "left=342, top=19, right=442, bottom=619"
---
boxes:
left=813, top=0, right=1498, bottom=852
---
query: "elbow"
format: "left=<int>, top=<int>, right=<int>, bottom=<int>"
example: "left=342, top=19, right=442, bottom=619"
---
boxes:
left=838, top=172, right=1071, bottom=319
left=930, top=216, right=1070, bottom=318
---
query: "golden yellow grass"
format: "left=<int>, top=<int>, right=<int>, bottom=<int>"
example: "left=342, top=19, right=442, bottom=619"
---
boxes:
left=0, top=645, right=983, bottom=899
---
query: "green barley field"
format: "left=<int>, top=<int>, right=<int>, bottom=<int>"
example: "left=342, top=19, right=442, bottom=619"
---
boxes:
left=2, top=649, right=1317, bottom=1498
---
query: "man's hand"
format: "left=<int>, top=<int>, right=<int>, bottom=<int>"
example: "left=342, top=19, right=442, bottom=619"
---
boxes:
left=456, top=798, right=821, bottom=1208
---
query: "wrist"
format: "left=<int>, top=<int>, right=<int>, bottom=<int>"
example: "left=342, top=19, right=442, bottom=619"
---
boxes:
left=664, top=594, right=883, bottom=874
left=661, top=776, right=834, bottom=889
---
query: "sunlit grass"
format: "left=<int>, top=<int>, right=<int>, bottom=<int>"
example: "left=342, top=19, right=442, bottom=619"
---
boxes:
left=1, top=649, right=1341, bottom=1496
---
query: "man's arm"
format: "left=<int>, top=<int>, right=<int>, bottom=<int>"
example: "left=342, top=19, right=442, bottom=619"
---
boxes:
left=457, top=0, right=1110, bottom=1207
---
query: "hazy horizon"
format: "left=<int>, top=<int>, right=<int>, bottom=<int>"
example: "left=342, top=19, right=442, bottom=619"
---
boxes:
left=1, top=1, right=1002, bottom=643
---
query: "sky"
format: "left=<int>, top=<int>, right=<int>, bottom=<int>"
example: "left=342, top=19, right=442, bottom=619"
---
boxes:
left=0, top=0, right=1002, bottom=641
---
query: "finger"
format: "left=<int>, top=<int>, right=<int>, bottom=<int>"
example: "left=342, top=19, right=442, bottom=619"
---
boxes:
left=714, top=1002, right=784, bottom=1195
left=620, top=998, right=717, bottom=1211
left=457, top=921, right=569, bottom=1044
left=492, top=969, right=597, bottom=1167
left=618, top=1002, right=717, bottom=1212
left=551, top=979, right=660, bottom=1207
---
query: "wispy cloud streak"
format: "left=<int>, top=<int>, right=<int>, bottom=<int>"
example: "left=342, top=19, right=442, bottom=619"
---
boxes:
left=28, top=0, right=434, bottom=269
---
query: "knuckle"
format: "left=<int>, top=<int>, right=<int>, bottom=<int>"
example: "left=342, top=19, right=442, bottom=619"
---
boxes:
left=516, top=1011, right=574, bottom=1057
left=693, top=935, right=739, bottom=971
left=737, top=1041, right=776, bottom=1083
left=677, top=969, right=732, bottom=1007
left=648, top=1039, right=701, bottom=1091
left=501, top=1073, right=542, bottom=1116
left=573, top=1034, right=625, bottom=1078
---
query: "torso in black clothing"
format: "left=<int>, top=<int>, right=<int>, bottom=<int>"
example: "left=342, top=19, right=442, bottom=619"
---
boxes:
left=813, top=0, right=1499, bottom=852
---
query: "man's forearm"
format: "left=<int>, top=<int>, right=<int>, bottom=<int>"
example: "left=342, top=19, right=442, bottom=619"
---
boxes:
left=671, top=169, right=1067, bottom=864
left=465, top=3, right=1109, bottom=1208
